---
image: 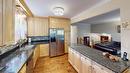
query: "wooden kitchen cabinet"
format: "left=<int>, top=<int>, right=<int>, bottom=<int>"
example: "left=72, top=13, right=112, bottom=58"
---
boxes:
left=0, top=0, right=15, bottom=46
left=2, top=0, right=15, bottom=45
left=33, top=45, right=40, bottom=68
left=73, top=51, right=81, bottom=73
left=27, top=17, right=35, bottom=36
left=81, top=55, right=92, bottom=73
left=69, top=47, right=81, bottom=73
left=40, top=44, right=49, bottom=57
left=19, top=64, right=26, bottom=73
left=68, top=47, right=74, bottom=65
left=27, top=17, right=49, bottom=36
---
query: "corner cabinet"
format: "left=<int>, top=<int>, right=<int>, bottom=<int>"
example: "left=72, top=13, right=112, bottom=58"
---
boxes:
left=68, top=47, right=114, bottom=73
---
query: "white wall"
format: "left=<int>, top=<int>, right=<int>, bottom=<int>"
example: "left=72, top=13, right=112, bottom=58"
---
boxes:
left=76, top=23, right=91, bottom=37
left=91, top=21, right=121, bottom=42
left=71, top=25, right=78, bottom=44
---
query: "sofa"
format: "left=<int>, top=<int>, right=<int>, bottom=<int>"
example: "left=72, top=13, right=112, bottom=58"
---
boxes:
left=94, top=41, right=121, bottom=55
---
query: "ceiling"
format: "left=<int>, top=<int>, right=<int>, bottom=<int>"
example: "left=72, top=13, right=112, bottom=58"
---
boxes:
left=78, top=9, right=120, bottom=24
left=25, top=0, right=108, bottom=18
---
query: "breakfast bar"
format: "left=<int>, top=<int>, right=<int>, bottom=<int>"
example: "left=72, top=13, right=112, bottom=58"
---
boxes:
left=69, top=43, right=130, bottom=73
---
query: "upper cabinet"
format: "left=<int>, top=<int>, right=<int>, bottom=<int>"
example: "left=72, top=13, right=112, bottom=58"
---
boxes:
left=0, top=0, right=15, bottom=45
left=49, top=17, right=70, bottom=31
left=27, top=17, right=49, bottom=36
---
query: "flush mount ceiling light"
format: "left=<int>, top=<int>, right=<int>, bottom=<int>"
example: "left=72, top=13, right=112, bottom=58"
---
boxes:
left=53, top=7, right=64, bottom=16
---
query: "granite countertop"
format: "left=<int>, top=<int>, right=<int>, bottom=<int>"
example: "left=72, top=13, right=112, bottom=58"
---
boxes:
left=0, top=41, right=49, bottom=73
left=70, top=43, right=130, bottom=73
left=0, top=44, right=36, bottom=73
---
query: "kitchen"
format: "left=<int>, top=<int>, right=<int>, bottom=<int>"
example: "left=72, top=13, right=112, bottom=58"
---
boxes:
left=1, top=0, right=130, bottom=73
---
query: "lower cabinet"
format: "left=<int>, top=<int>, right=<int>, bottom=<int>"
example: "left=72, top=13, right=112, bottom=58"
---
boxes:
left=33, top=45, right=40, bottom=68
left=68, top=47, right=114, bottom=73
left=81, top=55, right=92, bottom=73
left=19, top=64, right=26, bottom=73
left=40, top=44, right=49, bottom=57
left=68, top=48, right=81, bottom=73
left=68, top=47, right=74, bottom=65
left=73, top=51, right=81, bottom=73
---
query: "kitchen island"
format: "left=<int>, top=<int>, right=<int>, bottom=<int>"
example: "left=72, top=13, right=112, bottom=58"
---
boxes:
left=69, top=43, right=130, bottom=73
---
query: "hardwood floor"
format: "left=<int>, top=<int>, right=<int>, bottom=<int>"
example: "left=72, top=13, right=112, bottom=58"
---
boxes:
left=33, top=54, right=77, bottom=73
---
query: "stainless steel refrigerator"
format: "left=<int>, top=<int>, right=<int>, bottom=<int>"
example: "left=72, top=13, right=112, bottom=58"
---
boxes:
left=49, top=28, right=65, bottom=57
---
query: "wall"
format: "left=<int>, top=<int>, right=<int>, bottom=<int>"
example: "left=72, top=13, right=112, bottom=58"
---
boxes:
left=71, top=25, right=78, bottom=44
left=76, top=23, right=91, bottom=37
left=91, top=21, right=121, bottom=42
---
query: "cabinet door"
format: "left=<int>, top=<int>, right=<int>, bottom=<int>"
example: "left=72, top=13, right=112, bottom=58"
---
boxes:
left=40, top=44, right=49, bottom=57
left=68, top=48, right=73, bottom=64
left=33, top=45, right=40, bottom=68
left=74, top=51, right=81, bottom=73
left=0, top=0, right=2, bottom=46
left=27, top=17, right=35, bottom=36
left=3, top=0, right=15, bottom=44
left=81, top=56, right=92, bottom=73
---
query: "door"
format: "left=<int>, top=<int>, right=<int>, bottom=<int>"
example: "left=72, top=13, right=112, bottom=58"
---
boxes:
left=49, top=28, right=57, bottom=57
left=56, top=29, right=64, bottom=56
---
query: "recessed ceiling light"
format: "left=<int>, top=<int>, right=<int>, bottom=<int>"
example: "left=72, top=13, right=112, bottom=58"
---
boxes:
left=52, top=7, right=64, bottom=16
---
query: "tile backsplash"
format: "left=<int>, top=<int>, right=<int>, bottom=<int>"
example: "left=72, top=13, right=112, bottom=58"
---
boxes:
left=27, top=36, right=49, bottom=42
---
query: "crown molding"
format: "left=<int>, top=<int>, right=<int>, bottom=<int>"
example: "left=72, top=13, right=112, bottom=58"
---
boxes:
left=19, top=0, right=33, bottom=17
